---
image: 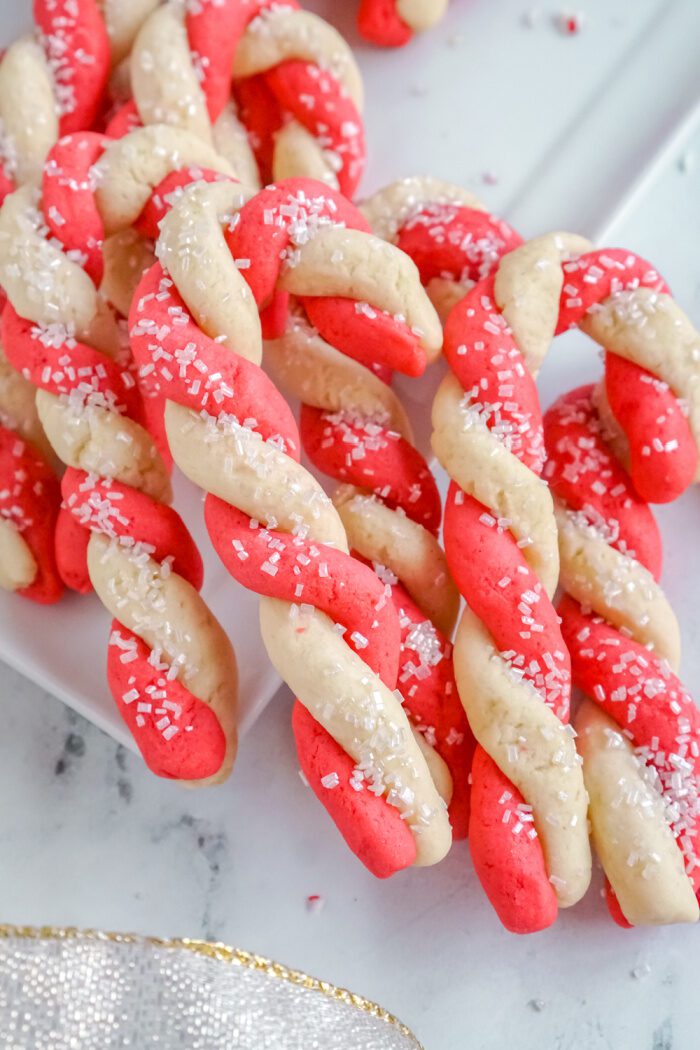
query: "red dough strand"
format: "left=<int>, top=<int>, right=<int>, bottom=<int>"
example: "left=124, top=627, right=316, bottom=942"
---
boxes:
left=542, top=384, right=663, bottom=577
left=0, top=1, right=111, bottom=203
left=33, top=0, right=110, bottom=135
left=395, top=204, right=523, bottom=287
left=357, top=0, right=413, bottom=47
left=0, top=423, right=62, bottom=603
left=108, top=626, right=227, bottom=781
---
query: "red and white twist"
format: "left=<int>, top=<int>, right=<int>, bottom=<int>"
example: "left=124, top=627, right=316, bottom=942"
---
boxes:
left=0, top=0, right=167, bottom=602
left=554, top=250, right=698, bottom=503
left=119, top=0, right=365, bottom=197
left=130, top=176, right=458, bottom=874
left=0, top=286, right=63, bottom=601
left=543, top=251, right=700, bottom=926
left=0, top=125, right=239, bottom=782
left=261, top=181, right=473, bottom=841
left=432, top=227, right=594, bottom=932
left=361, top=177, right=524, bottom=320
left=364, top=179, right=591, bottom=929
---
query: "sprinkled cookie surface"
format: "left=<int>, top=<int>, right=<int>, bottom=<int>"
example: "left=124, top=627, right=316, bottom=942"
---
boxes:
left=545, top=387, right=699, bottom=926
left=119, top=0, right=365, bottom=196
left=437, top=236, right=592, bottom=933
left=130, top=176, right=456, bottom=872
left=367, top=180, right=591, bottom=930
left=0, top=126, right=240, bottom=784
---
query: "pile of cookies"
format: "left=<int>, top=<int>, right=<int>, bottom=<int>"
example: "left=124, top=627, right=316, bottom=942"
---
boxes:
left=0, top=0, right=697, bottom=934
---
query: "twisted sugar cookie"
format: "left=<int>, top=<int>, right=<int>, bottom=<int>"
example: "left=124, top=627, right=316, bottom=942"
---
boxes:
left=122, top=0, right=365, bottom=197
left=46, top=124, right=233, bottom=592
left=357, top=0, right=448, bottom=47
left=254, top=181, right=471, bottom=836
left=0, top=0, right=169, bottom=203
left=534, top=243, right=699, bottom=920
left=431, top=228, right=593, bottom=932
left=0, top=123, right=234, bottom=600
left=0, top=1, right=164, bottom=599
left=0, top=128, right=239, bottom=782
left=130, top=176, right=454, bottom=872
left=368, top=180, right=591, bottom=927
left=544, top=386, right=699, bottom=926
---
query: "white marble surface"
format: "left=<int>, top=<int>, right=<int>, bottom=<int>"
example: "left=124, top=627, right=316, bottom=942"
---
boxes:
left=1, top=2, right=700, bottom=1048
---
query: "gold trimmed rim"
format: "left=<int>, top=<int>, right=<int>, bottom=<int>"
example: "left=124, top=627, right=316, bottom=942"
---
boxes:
left=0, top=924, right=422, bottom=1047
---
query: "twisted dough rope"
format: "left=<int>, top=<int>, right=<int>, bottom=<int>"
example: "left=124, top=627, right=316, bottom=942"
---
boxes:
left=357, top=0, right=448, bottom=48
left=0, top=0, right=160, bottom=600
left=431, top=229, right=594, bottom=932
left=0, top=126, right=239, bottom=783
left=363, top=177, right=591, bottom=930
left=0, top=0, right=165, bottom=201
left=0, top=0, right=112, bottom=597
left=259, top=183, right=472, bottom=839
left=545, top=388, right=699, bottom=926
left=432, top=223, right=699, bottom=929
left=118, top=0, right=365, bottom=197
left=0, top=119, right=233, bottom=601
left=130, top=176, right=455, bottom=873
left=541, top=257, right=700, bottom=925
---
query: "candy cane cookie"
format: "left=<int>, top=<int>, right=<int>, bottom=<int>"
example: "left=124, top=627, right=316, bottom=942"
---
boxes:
left=546, top=255, right=699, bottom=923
left=428, top=228, right=593, bottom=931
left=0, top=126, right=239, bottom=783
left=357, top=0, right=448, bottom=48
left=130, top=176, right=454, bottom=872
left=365, top=178, right=591, bottom=927
left=0, top=119, right=234, bottom=600
left=0, top=0, right=163, bottom=600
left=355, top=177, right=537, bottom=840
left=257, top=182, right=472, bottom=838
left=121, top=0, right=365, bottom=196
left=545, top=391, right=699, bottom=926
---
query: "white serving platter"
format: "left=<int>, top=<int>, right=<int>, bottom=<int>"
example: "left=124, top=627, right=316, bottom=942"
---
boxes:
left=1, top=0, right=699, bottom=750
